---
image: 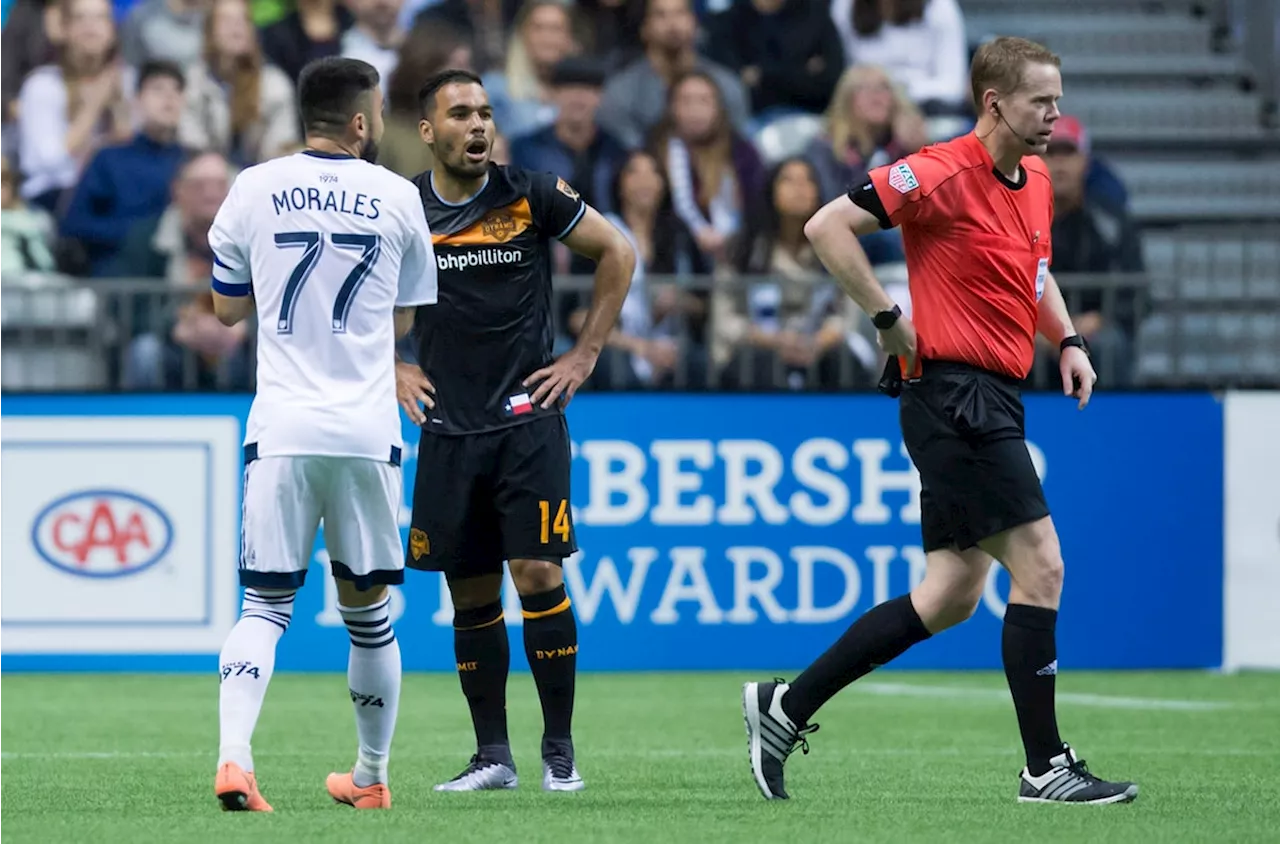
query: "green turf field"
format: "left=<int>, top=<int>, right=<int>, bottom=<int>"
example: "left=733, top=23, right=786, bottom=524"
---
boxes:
left=3, top=671, right=1278, bottom=843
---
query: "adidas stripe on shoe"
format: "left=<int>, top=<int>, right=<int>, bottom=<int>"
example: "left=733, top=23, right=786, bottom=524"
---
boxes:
left=1019, top=745, right=1138, bottom=805
left=741, top=679, right=818, bottom=800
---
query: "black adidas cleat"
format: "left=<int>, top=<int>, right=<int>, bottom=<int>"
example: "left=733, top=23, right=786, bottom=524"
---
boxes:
left=1018, top=745, right=1138, bottom=804
left=742, top=679, right=819, bottom=800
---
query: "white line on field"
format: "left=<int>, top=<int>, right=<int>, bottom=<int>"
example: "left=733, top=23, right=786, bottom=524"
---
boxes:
left=855, top=682, right=1235, bottom=711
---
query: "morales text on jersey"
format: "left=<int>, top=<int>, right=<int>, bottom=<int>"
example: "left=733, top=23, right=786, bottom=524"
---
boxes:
left=271, top=187, right=382, bottom=220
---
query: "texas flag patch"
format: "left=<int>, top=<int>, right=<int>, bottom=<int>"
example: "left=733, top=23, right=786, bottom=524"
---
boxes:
left=887, top=162, right=919, bottom=194
left=504, top=392, right=534, bottom=415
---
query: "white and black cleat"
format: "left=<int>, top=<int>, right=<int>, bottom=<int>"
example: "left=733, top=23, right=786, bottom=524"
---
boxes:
left=434, top=754, right=519, bottom=792
left=542, top=753, right=585, bottom=792
left=1018, top=745, right=1138, bottom=805
left=742, top=679, right=819, bottom=800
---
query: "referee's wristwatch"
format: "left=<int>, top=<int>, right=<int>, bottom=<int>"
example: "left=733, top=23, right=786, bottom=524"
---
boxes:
left=1060, top=334, right=1091, bottom=357
left=872, top=305, right=902, bottom=331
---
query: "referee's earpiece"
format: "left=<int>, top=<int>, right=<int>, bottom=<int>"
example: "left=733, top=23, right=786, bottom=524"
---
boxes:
left=993, top=100, right=1039, bottom=149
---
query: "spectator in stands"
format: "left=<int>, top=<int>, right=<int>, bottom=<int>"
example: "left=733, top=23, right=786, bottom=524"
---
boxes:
left=482, top=0, right=577, bottom=141
left=340, top=0, right=405, bottom=96
left=120, top=0, right=207, bottom=68
left=1, top=155, right=59, bottom=276
left=401, top=0, right=517, bottom=75
left=17, top=0, right=131, bottom=213
left=597, top=0, right=748, bottom=150
left=650, top=69, right=766, bottom=270
left=568, top=149, right=710, bottom=389
left=2, top=0, right=59, bottom=126
left=378, top=20, right=472, bottom=178
left=806, top=64, right=926, bottom=203
left=147, top=286, right=254, bottom=389
left=112, top=150, right=249, bottom=388
left=179, top=0, right=298, bottom=165
left=259, top=0, right=353, bottom=83
left=60, top=61, right=187, bottom=276
left=573, top=0, right=645, bottom=68
left=703, top=0, right=843, bottom=118
left=716, top=157, right=871, bottom=390
left=511, top=58, right=628, bottom=216
left=1044, top=115, right=1143, bottom=388
left=829, top=0, right=968, bottom=115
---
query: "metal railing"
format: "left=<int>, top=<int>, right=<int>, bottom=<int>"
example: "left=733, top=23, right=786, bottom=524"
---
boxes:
left=0, top=271, right=1178, bottom=393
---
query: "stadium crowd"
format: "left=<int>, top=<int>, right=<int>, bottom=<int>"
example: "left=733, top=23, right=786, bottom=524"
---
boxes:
left=0, top=0, right=1145, bottom=391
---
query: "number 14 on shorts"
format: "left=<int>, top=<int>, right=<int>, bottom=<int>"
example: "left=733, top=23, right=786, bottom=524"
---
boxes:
left=539, top=498, right=570, bottom=544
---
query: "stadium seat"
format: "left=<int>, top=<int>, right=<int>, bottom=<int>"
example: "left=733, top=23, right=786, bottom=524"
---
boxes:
left=751, top=113, right=825, bottom=166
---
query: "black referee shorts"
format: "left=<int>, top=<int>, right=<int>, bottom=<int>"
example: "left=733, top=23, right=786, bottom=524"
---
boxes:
left=899, top=361, right=1050, bottom=553
left=406, top=414, right=577, bottom=579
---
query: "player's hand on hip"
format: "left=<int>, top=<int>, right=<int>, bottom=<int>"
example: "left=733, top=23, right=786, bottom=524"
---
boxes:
left=1060, top=346, right=1097, bottom=410
left=524, top=346, right=598, bottom=409
left=395, top=361, right=435, bottom=424
left=877, top=318, right=919, bottom=374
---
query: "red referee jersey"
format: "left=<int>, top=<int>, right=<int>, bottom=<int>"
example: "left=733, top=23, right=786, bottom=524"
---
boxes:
left=868, top=132, right=1054, bottom=380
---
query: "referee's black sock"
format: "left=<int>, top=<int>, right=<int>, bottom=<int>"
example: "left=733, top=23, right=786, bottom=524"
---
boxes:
left=1002, top=603, right=1064, bottom=776
left=520, top=584, right=578, bottom=757
left=453, top=600, right=511, bottom=759
left=783, top=594, right=931, bottom=726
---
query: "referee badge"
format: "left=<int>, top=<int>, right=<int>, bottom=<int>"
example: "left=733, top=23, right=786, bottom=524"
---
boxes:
left=409, top=528, right=430, bottom=560
left=888, top=162, right=919, bottom=194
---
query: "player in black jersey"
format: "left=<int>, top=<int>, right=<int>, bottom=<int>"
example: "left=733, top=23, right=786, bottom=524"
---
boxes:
left=396, top=69, right=635, bottom=794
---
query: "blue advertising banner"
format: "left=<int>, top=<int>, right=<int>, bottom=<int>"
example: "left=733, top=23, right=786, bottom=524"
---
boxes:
left=1, top=392, right=1224, bottom=672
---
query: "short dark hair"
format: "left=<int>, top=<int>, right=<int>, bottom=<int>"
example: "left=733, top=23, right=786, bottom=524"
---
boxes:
left=550, top=57, right=606, bottom=89
left=418, top=69, right=484, bottom=118
left=137, top=59, right=185, bottom=93
left=298, top=57, right=381, bottom=136
left=176, top=148, right=230, bottom=180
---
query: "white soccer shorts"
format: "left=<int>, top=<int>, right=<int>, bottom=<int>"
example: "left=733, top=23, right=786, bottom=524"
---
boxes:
left=238, top=455, right=404, bottom=590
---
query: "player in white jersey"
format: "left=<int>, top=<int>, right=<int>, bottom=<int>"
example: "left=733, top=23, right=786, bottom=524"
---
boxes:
left=205, top=57, right=437, bottom=813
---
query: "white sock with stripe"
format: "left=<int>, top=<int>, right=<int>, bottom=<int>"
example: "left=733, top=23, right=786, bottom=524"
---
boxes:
left=217, top=588, right=295, bottom=772
left=340, top=595, right=401, bottom=787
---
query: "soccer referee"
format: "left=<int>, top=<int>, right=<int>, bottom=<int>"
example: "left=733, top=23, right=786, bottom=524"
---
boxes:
left=741, top=37, right=1138, bottom=806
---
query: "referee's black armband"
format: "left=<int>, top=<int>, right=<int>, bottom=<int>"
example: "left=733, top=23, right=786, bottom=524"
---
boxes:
left=847, top=179, right=893, bottom=230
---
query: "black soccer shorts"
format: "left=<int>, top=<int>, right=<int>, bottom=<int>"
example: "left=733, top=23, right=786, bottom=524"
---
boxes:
left=898, top=361, right=1050, bottom=552
left=406, top=414, right=577, bottom=578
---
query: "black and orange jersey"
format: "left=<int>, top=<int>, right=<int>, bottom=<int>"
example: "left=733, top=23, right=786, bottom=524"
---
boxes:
left=858, top=132, right=1055, bottom=380
left=410, top=164, right=585, bottom=435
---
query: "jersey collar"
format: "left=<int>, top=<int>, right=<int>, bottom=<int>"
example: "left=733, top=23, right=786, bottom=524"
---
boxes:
left=966, top=131, right=1028, bottom=191
left=301, top=149, right=358, bottom=161
left=430, top=169, right=490, bottom=207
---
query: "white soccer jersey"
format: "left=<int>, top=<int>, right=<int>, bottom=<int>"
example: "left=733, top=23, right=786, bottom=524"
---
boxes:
left=208, top=150, right=437, bottom=461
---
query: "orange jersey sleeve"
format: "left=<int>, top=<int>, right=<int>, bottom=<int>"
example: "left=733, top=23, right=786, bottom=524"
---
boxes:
left=868, top=148, right=967, bottom=227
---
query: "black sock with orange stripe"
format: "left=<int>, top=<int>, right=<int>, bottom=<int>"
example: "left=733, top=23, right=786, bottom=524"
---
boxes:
left=453, top=600, right=511, bottom=758
left=521, top=584, right=578, bottom=755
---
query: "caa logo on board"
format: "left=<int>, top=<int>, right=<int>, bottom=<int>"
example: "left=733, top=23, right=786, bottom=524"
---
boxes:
left=31, top=490, right=174, bottom=578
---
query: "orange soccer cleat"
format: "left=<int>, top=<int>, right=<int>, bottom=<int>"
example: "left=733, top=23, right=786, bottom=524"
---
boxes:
left=215, top=762, right=274, bottom=812
left=326, top=770, right=392, bottom=809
